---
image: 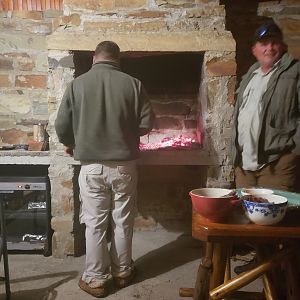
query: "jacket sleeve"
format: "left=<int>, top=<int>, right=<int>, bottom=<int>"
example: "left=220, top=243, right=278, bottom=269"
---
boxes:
left=54, top=83, right=75, bottom=147
left=292, top=64, right=300, bottom=155
left=138, top=83, right=154, bottom=136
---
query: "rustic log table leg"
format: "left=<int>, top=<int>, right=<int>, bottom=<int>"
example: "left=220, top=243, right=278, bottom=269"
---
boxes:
left=209, top=246, right=294, bottom=300
left=224, top=245, right=231, bottom=282
left=179, top=242, right=213, bottom=299
left=257, top=246, right=280, bottom=300
left=179, top=288, right=194, bottom=297
left=179, top=242, right=230, bottom=299
left=209, top=242, right=228, bottom=291
left=282, top=248, right=300, bottom=300
left=192, top=242, right=213, bottom=300
left=261, top=274, right=277, bottom=300
left=223, top=245, right=232, bottom=300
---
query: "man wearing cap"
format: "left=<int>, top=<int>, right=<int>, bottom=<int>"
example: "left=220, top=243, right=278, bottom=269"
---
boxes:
left=232, top=22, right=300, bottom=191
left=232, top=23, right=300, bottom=291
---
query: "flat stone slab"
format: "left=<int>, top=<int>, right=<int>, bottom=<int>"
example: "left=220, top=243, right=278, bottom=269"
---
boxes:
left=47, top=30, right=236, bottom=52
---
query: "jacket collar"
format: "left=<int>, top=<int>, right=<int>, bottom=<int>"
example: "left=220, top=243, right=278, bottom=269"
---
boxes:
left=92, top=61, right=121, bottom=71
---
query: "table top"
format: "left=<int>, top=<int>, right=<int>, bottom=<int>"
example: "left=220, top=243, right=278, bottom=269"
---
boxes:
left=272, top=189, right=300, bottom=208
left=192, top=207, right=300, bottom=243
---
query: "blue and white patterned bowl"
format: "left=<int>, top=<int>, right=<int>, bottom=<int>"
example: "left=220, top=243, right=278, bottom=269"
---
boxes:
left=242, top=194, right=288, bottom=225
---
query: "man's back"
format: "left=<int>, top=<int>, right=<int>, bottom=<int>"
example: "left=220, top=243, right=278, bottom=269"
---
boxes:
left=55, top=61, right=153, bottom=161
left=55, top=41, right=154, bottom=298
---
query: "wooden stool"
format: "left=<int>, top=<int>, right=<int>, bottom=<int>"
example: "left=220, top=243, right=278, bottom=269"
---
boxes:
left=179, top=209, right=300, bottom=300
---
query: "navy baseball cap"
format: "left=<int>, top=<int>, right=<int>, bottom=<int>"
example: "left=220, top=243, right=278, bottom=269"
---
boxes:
left=253, top=22, right=283, bottom=43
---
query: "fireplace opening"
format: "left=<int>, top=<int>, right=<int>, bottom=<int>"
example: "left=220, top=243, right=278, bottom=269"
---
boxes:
left=73, top=51, right=204, bottom=151
left=66, top=51, right=209, bottom=256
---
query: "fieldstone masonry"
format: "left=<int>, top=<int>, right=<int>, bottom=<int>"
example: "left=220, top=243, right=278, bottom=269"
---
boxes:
left=1, top=0, right=300, bottom=257
left=47, top=0, right=236, bottom=257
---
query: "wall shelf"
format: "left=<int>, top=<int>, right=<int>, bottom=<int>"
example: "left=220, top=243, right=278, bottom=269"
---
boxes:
left=0, top=151, right=50, bottom=165
left=139, top=149, right=218, bottom=166
left=0, top=149, right=219, bottom=166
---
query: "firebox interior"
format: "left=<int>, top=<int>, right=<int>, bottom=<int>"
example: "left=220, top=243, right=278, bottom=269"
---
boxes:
left=73, top=51, right=203, bottom=96
left=73, top=51, right=204, bottom=148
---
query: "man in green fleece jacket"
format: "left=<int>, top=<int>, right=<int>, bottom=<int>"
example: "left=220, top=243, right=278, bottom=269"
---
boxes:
left=55, top=41, right=154, bottom=298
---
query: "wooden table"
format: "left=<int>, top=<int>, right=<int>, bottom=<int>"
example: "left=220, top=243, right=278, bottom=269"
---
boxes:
left=180, top=206, right=300, bottom=300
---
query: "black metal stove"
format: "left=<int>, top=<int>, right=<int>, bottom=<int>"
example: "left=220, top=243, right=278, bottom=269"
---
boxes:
left=0, top=176, right=52, bottom=256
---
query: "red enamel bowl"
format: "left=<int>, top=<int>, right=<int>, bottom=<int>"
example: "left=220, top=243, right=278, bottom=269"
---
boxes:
left=189, top=188, right=237, bottom=222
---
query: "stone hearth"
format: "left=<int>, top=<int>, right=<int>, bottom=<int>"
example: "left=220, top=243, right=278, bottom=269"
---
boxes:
left=0, top=0, right=238, bottom=258
left=47, top=27, right=236, bottom=256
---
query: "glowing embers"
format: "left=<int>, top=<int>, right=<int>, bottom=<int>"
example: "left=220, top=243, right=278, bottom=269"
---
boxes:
left=139, top=135, right=199, bottom=150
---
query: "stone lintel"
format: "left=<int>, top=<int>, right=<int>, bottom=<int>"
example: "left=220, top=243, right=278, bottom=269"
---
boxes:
left=47, top=31, right=236, bottom=52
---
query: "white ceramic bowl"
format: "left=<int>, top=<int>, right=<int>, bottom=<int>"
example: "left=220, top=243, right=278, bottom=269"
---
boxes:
left=241, top=188, right=274, bottom=196
left=242, top=194, right=288, bottom=225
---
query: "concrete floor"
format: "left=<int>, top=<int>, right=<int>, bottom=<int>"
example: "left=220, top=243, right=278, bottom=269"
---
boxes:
left=0, top=229, right=263, bottom=300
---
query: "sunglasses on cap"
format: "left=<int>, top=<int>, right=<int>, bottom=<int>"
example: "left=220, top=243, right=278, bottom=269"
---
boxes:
left=254, top=23, right=283, bottom=42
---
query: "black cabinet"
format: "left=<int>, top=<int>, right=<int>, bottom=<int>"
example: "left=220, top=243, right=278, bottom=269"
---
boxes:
left=0, top=176, right=52, bottom=256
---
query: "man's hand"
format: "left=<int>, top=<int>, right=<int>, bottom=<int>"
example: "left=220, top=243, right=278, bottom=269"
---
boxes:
left=64, top=146, right=74, bottom=157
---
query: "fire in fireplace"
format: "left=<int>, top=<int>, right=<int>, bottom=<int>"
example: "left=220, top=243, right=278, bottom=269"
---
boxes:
left=73, top=51, right=204, bottom=150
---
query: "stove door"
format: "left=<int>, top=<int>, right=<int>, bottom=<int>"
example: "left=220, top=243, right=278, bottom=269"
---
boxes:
left=2, top=189, right=50, bottom=254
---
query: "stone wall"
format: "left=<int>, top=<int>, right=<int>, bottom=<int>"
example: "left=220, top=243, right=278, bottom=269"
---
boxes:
left=258, top=1, right=300, bottom=59
left=0, top=10, right=61, bottom=144
left=46, top=0, right=237, bottom=257
left=223, top=0, right=300, bottom=81
left=1, top=0, right=300, bottom=257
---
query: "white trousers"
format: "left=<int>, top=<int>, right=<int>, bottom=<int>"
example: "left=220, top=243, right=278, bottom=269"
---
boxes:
left=79, top=160, right=137, bottom=283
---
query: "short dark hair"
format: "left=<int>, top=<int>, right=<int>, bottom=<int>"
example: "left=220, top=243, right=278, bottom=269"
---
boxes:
left=253, top=22, right=283, bottom=43
left=94, top=41, right=120, bottom=61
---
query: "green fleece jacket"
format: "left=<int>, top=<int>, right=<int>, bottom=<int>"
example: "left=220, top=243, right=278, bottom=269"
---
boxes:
left=232, top=53, right=300, bottom=166
left=55, top=62, right=154, bottom=161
